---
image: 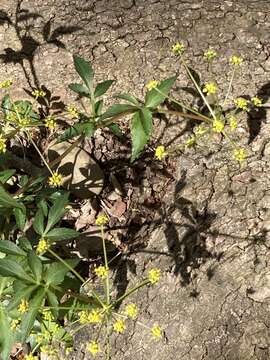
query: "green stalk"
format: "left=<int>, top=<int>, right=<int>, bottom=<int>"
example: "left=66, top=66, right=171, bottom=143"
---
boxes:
left=112, top=279, right=149, bottom=307
left=101, top=225, right=110, bottom=305
left=27, top=132, right=53, bottom=175
left=223, top=66, right=236, bottom=107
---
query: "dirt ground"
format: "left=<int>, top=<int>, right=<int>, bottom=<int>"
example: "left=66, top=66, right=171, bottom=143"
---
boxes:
left=1, top=0, right=270, bottom=359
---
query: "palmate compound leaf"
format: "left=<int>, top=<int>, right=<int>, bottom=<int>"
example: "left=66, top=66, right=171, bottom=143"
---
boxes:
left=145, top=75, right=177, bottom=109
left=131, top=108, right=153, bottom=162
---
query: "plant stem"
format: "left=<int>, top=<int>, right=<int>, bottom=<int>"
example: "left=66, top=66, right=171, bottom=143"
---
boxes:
left=156, top=109, right=212, bottom=123
left=27, top=131, right=53, bottom=175
left=101, top=225, right=110, bottom=305
left=112, top=279, right=149, bottom=307
left=223, top=66, right=236, bottom=107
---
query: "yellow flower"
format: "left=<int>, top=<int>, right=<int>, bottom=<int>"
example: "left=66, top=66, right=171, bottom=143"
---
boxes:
left=25, top=353, right=38, bottom=360
left=88, top=309, right=103, bottom=323
left=151, top=325, right=162, bottom=339
left=251, top=96, right=262, bottom=107
left=45, top=117, right=57, bottom=130
left=171, top=42, right=185, bottom=55
left=203, top=48, right=217, bottom=61
left=202, top=82, right=217, bottom=95
left=233, top=148, right=247, bottom=163
left=18, top=117, right=31, bottom=128
left=0, top=79, right=13, bottom=89
left=229, top=55, right=243, bottom=66
left=148, top=268, right=161, bottom=284
left=79, top=310, right=89, bottom=324
left=194, top=125, right=207, bottom=136
left=125, top=303, right=138, bottom=319
left=95, top=265, right=108, bottom=279
left=113, top=319, right=126, bottom=333
left=32, top=89, right=46, bottom=98
left=10, top=318, right=20, bottom=330
left=18, top=298, right=29, bottom=314
left=212, top=119, right=224, bottom=133
left=48, top=171, right=63, bottom=187
left=0, top=136, right=7, bottom=153
left=87, top=341, right=101, bottom=356
left=42, top=309, right=54, bottom=321
left=36, top=238, right=50, bottom=254
left=155, top=145, right=167, bottom=160
left=229, top=116, right=238, bottom=131
left=67, top=104, right=79, bottom=119
left=234, top=98, right=249, bottom=111
left=146, top=80, right=160, bottom=91
left=185, top=136, right=196, bottom=148
left=95, top=214, right=109, bottom=226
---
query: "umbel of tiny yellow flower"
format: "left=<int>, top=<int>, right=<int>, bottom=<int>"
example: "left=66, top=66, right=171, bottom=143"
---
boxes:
left=146, top=80, right=160, bottom=91
left=32, top=89, right=46, bottom=98
left=125, top=303, right=138, bottom=319
left=233, top=148, right=247, bottom=163
left=171, top=42, right=185, bottom=55
left=10, top=318, right=20, bottom=330
left=113, top=319, right=126, bottom=333
left=251, top=96, right=262, bottom=107
left=0, top=135, right=7, bottom=153
left=42, top=309, right=54, bottom=322
left=36, top=238, right=50, bottom=254
left=95, top=214, right=109, bottom=226
left=151, top=325, right=162, bottom=339
left=25, top=353, right=38, bottom=360
left=0, top=79, right=13, bottom=89
left=203, top=48, right=217, bottom=61
left=48, top=171, right=63, bottom=187
left=212, top=119, right=224, bottom=133
left=18, top=298, right=29, bottom=314
left=229, top=116, right=238, bottom=131
left=234, top=97, right=249, bottom=112
left=229, top=55, right=243, bottom=66
left=148, top=268, right=161, bottom=284
left=155, top=145, right=167, bottom=160
left=202, top=82, right=217, bottom=95
left=87, top=341, right=101, bottom=356
left=45, top=117, right=57, bottom=130
left=67, top=104, right=79, bottom=119
left=88, top=309, right=103, bottom=323
left=95, top=265, right=108, bottom=279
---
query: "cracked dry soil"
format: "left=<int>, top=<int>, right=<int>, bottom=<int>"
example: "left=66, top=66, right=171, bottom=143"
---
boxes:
left=1, top=0, right=270, bottom=359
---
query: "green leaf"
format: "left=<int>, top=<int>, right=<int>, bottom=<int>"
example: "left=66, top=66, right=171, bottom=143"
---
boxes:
left=46, top=289, right=59, bottom=318
left=44, top=193, right=69, bottom=233
left=99, top=104, right=137, bottom=121
left=46, top=228, right=80, bottom=241
left=45, top=259, right=80, bottom=285
left=57, top=122, right=95, bottom=143
left=37, top=199, right=48, bottom=217
left=145, top=76, right=177, bottom=108
left=1, top=94, right=12, bottom=117
left=0, top=186, right=25, bottom=210
left=20, top=288, right=46, bottom=342
left=0, top=240, right=26, bottom=256
left=68, top=83, right=90, bottom=97
left=7, top=284, right=37, bottom=310
left=94, top=80, right=114, bottom=98
left=108, top=123, right=124, bottom=138
left=95, top=99, right=103, bottom=116
left=0, top=307, right=14, bottom=360
left=73, top=55, right=94, bottom=91
left=33, top=208, right=45, bottom=235
left=0, top=169, right=16, bottom=184
left=27, top=251, right=43, bottom=282
left=0, top=259, right=34, bottom=282
left=114, top=93, right=140, bottom=106
left=13, top=207, right=26, bottom=231
left=131, top=108, right=153, bottom=162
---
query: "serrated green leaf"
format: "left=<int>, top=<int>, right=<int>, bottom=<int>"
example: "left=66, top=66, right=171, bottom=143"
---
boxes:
left=0, top=259, right=34, bottom=283
left=0, top=186, right=25, bottom=210
left=94, top=80, right=114, bottom=98
left=46, top=289, right=59, bottom=318
left=68, top=83, right=90, bottom=96
left=37, top=199, right=48, bottom=217
left=44, top=193, right=69, bottom=233
left=33, top=208, right=45, bottom=235
left=45, top=259, right=80, bottom=285
left=73, top=55, right=94, bottom=91
left=95, top=99, right=103, bottom=116
left=0, top=307, right=14, bottom=360
left=0, top=169, right=16, bottom=184
left=13, top=207, right=26, bottom=231
left=1, top=94, right=12, bottom=117
left=114, top=93, right=140, bottom=106
left=108, top=123, right=124, bottom=138
left=145, top=76, right=177, bottom=108
left=131, top=109, right=153, bottom=162
left=99, top=104, right=137, bottom=121
left=57, top=122, right=95, bottom=143
left=46, top=228, right=80, bottom=241
left=7, top=284, right=37, bottom=310
left=0, top=240, right=26, bottom=256
left=27, top=251, right=43, bottom=282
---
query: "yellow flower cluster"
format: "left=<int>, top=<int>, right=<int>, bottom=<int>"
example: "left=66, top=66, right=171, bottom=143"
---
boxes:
left=94, top=265, right=108, bottom=279
left=42, top=309, right=54, bottom=322
left=32, top=89, right=46, bottom=98
left=113, top=319, right=126, bottom=333
left=18, top=117, right=30, bottom=128
left=212, top=119, right=224, bottom=133
left=18, top=298, right=29, bottom=314
left=146, top=80, right=160, bottom=91
left=203, top=48, right=217, bottom=61
left=155, top=145, right=167, bottom=160
left=10, top=318, right=20, bottom=330
left=233, top=148, right=247, bottom=162
left=36, top=238, right=50, bottom=254
left=95, top=214, right=109, bottom=226
left=229, top=116, right=238, bottom=131
left=148, top=268, right=161, bottom=284
left=203, top=82, right=217, bottom=95
left=25, top=353, right=38, bottom=360
left=87, top=341, right=101, bottom=356
left=125, top=303, right=138, bottom=319
left=67, top=104, right=79, bottom=119
left=45, top=117, right=57, bottom=130
left=234, top=98, right=249, bottom=111
left=151, top=325, right=162, bottom=339
left=230, top=55, right=243, bottom=66
left=0, top=79, right=13, bottom=89
left=171, top=42, right=185, bottom=55
left=0, top=136, right=7, bottom=153
left=251, top=96, right=262, bottom=107
left=48, top=171, right=63, bottom=187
